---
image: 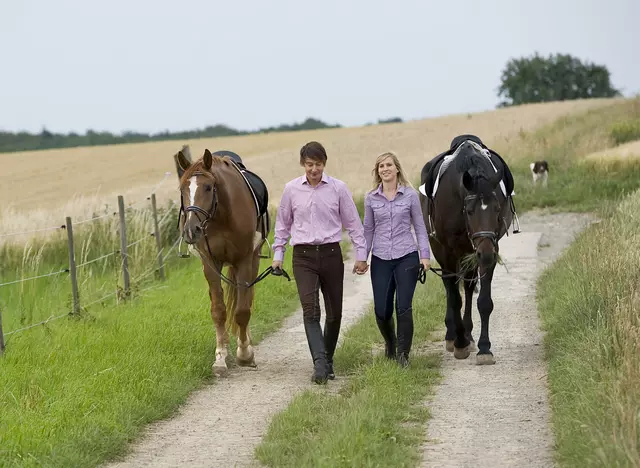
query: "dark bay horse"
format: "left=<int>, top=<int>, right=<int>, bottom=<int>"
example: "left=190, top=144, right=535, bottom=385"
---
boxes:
left=176, top=149, right=270, bottom=376
left=419, top=135, right=516, bottom=365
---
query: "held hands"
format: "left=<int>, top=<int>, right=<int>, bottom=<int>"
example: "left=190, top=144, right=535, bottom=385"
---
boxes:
left=352, top=260, right=369, bottom=275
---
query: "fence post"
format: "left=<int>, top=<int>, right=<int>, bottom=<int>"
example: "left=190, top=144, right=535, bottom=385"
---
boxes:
left=66, top=216, right=80, bottom=315
left=150, top=193, right=166, bottom=280
left=118, top=195, right=130, bottom=298
left=0, top=306, right=5, bottom=354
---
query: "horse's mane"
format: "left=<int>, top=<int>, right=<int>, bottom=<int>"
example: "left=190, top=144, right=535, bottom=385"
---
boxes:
left=179, top=156, right=227, bottom=185
left=453, top=142, right=496, bottom=180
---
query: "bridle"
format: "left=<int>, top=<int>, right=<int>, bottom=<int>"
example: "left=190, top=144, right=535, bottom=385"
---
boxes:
left=463, top=192, right=501, bottom=252
left=176, top=171, right=290, bottom=288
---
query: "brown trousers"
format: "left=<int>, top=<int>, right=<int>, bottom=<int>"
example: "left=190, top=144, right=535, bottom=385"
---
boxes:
left=292, top=242, right=344, bottom=323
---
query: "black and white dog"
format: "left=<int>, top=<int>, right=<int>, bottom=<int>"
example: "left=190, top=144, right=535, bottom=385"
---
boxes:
left=530, top=160, right=549, bottom=187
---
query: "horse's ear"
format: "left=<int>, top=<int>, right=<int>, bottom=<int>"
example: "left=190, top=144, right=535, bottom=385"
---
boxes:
left=462, top=171, right=475, bottom=192
left=176, top=151, right=192, bottom=172
left=203, top=149, right=213, bottom=170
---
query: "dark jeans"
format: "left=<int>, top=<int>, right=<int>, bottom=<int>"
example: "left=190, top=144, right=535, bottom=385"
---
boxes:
left=370, top=251, right=420, bottom=321
left=292, top=243, right=344, bottom=323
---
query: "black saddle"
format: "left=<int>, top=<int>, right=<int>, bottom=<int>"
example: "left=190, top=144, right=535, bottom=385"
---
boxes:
left=420, top=134, right=514, bottom=200
left=212, top=150, right=269, bottom=217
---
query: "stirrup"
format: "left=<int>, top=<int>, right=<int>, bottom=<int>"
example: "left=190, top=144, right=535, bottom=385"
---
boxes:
left=258, top=237, right=271, bottom=259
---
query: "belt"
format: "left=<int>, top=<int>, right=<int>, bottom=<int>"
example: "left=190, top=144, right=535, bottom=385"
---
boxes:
left=293, top=242, right=340, bottom=251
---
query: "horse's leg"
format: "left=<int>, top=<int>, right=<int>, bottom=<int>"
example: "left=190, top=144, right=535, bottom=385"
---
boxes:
left=234, top=256, right=257, bottom=367
left=203, top=264, right=230, bottom=376
left=443, top=277, right=456, bottom=352
left=476, top=265, right=497, bottom=365
left=463, top=272, right=478, bottom=352
left=443, top=276, right=470, bottom=359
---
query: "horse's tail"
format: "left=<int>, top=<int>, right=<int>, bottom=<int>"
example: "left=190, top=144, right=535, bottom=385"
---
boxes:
left=224, top=265, right=239, bottom=336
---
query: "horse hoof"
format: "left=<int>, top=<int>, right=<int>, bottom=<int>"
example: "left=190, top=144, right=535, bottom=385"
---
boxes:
left=453, top=346, right=471, bottom=360
left=212, top=364, right=229, bottom=377
left=445, top=340, right=455, bottom=352
left=476, top=353, right=496, bottom=365
left=236, top=356, right=257, bottom=368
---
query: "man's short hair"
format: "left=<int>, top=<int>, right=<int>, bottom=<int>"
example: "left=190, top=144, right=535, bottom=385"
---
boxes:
left=300, top=141, right=328, bottom=165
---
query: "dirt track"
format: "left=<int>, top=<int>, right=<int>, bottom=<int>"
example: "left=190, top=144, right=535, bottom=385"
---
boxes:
left=421, top=211, right=595, bottom=468
left=105, top=211, right=594, bottom=468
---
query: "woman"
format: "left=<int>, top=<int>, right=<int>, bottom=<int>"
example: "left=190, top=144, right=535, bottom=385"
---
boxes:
left=363, top=151, right=431, bottom=367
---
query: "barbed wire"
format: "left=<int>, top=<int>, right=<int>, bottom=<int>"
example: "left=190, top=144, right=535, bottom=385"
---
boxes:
left=4, top=312, right=70, bottom=336
left=0, top=268, right=68, bottom=288
left=0, top=224, right=65, bottom=239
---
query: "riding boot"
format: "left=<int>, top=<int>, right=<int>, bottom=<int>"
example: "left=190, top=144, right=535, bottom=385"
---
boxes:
left=324, top=319, right=341, bottom=380
left=304, top=319, right=328, bottom=384
left=375, top=317, right=397, bottom=360
left=396, top=308, right=414, bottom=368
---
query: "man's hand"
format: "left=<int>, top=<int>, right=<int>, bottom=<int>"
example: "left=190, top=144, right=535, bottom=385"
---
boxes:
left=352, top=260, right=369, bottom=275
left=272, top=260, right=283, bottom=271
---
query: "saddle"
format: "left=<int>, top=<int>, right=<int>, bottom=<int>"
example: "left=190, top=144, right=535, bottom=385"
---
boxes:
left=211, top=150, right=271, bottom=258
left=419, top=134, right=515, bottom=200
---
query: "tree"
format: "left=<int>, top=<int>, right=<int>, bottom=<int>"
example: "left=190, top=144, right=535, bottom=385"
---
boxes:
left=496, top=52, right=621, bottom=107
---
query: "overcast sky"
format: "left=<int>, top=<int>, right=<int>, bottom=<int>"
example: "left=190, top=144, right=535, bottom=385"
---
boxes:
left=1, top=0, right=638, bottom=135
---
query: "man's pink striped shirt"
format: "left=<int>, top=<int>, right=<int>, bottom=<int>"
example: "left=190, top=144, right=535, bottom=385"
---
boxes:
left=273, top=173, right=367, bottom=262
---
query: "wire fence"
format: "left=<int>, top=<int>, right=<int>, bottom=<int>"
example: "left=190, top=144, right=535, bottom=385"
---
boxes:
left=0, top=173, right=182, bottom=354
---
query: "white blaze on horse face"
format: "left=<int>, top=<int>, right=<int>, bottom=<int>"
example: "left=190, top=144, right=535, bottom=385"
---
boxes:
left=187, top=176, right=199, bottom=224
left=481, top=201, right=488, bottom=211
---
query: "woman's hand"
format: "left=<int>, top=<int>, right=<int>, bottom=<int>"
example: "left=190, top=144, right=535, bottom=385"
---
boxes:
left=420, top=258, right=431, bottom=271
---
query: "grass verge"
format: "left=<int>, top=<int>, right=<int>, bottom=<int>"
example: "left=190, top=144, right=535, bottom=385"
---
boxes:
left=0, top=237, right=300, bottom=467
left=537, top=188, right=640, bottom=466
left=254, top=273, right=445, bottom=467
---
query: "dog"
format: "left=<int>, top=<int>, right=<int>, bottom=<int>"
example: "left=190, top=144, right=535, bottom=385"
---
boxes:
left=530, top=160, right=549, bottom=187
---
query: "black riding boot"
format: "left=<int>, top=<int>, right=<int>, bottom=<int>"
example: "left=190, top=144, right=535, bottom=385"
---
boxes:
left=324, top=319, right=341, bottom=380
left=375, top=317, right=397, bottom=360
left=396, top=308, right=414, bottom=368
left=304, top=319, right=328, bottom=384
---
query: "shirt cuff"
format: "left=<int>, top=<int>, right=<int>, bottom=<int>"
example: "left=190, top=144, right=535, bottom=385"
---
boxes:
left=355, top=248, right=368, bottom=262
left=273, top=249, right=285, bottom=262
left=419, top=249, right=430, bottom=260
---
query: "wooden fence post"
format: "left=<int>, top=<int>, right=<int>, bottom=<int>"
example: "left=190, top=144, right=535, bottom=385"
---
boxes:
left=0, top=306, right=5, bottom=354
left=117, top=196, right=130, bottom=297
left=150, top=193, right=166, bottom=280
left=66, top=216, right=80, bottom=315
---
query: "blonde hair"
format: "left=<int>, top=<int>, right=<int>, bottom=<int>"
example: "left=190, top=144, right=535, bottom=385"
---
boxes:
left=371, top=151, right=413, bottom=190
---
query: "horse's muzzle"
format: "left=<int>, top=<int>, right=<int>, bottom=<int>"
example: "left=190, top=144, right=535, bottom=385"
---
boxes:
left=182, top=224, right=204, bottom=245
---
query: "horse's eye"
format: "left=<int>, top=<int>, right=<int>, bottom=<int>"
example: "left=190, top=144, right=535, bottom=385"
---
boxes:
left=205, top=184, right=212, bottom=192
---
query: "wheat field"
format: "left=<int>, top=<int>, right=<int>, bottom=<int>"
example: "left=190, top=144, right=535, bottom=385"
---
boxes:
left=0, top=98, right=620, bottom=241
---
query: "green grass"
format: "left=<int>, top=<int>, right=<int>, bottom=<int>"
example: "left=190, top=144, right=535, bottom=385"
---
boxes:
left=537, top=188, right=640, bottom=466
left=0, top=215, right=301, bottom=467
left=254, top=274, right=445, bottom=467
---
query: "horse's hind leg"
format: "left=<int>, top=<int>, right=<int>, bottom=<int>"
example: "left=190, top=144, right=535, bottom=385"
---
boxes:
left=476, top=266, right=497, bottom=365
left=443, top=277, right=470, bottom=359
left=234, top=257, right=257, bottom=367
left=463, top=273, right=478, bottom=352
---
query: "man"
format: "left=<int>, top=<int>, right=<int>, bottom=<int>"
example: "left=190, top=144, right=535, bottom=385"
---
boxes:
left=272, top=141, right=368, bottom=384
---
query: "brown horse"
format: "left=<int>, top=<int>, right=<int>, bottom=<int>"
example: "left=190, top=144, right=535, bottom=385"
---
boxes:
left=176, top=149, right=270, bottom=376
left=419, top=135, right=517, bottom=365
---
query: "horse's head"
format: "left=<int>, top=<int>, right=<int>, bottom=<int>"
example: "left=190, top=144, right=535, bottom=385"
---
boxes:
left=177, top=149, right=219, bottom=245
left=456, top=141, right=505, bottom=268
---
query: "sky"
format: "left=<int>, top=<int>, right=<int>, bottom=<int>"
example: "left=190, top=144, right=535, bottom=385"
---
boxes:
left=1, top=0, right=638, bottom=135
